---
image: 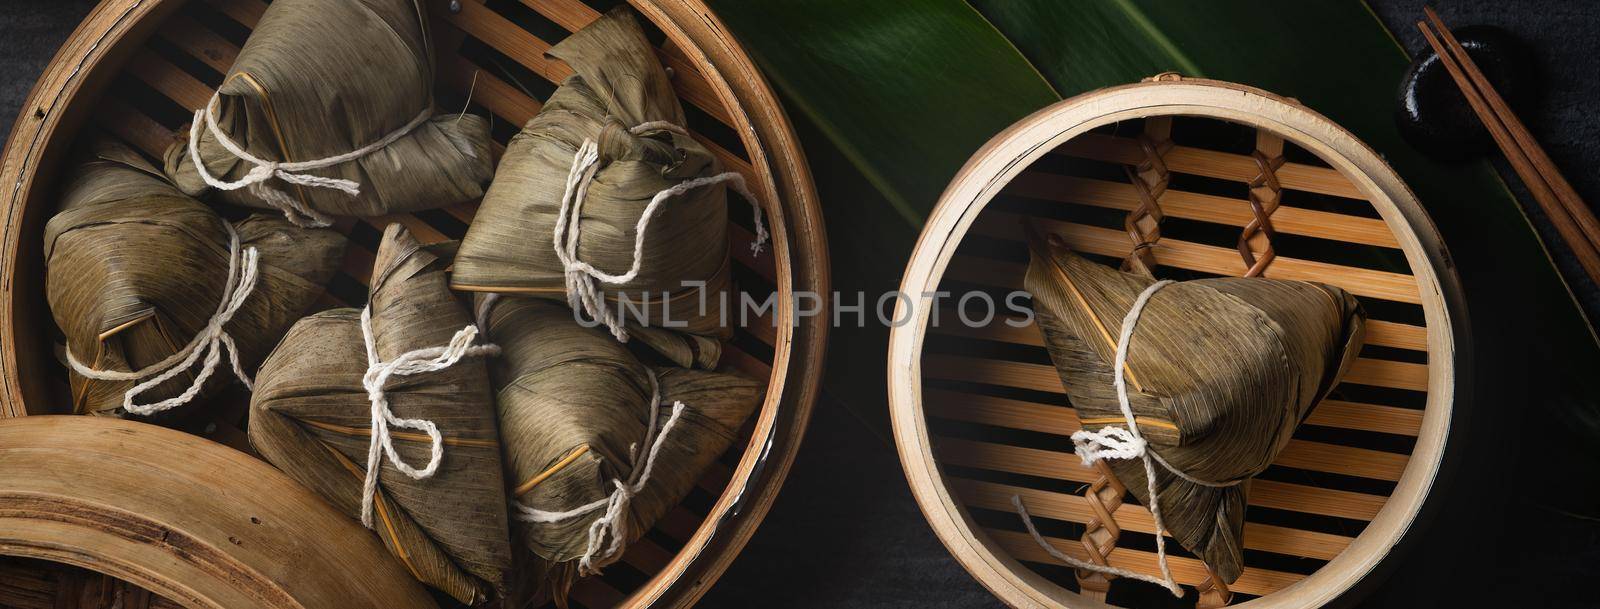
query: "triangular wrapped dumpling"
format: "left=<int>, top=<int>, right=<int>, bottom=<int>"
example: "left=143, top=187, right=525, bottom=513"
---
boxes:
left=46, top=139, right=345, bottom=418
left=453, top=8, right=758, bottom=370
left=1023, top=227, right=1364, bottom=583
left=482, top=297, right=761, bottom=601
left=249, top=224, right=511, bottom=604
left=164, top=0, right=493, bottom=221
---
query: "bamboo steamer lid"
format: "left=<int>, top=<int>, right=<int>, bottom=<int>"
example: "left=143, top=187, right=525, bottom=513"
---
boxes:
left=887, top=75, right=1467, bottom=608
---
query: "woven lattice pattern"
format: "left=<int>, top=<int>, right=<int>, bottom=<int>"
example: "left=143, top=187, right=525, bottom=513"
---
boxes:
left=922, top=115, right=1427, bottom=606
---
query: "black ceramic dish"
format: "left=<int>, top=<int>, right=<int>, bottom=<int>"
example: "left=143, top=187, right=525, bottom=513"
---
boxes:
left=1396, top=25, right=1538, bottom=162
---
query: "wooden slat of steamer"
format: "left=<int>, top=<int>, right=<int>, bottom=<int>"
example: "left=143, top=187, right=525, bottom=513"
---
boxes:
left=620, top=533, right=677, bottom=574
left=518, top=0, right=597, bottom=32
left=0, top=561, right=52, bottom=608
left=932, top=310, right=1427, bottom=369
left=934, top=309, right=1425, bottom=354
left=732, top=223, right=780, bottom=281
left=948, top=477, right=1350, bottom=560
left=1311, top=399, right=1424, bottom=436
left=157, top=13, right=239, bottom=73
left=570, top=575, right=628, bottom=609
left=928, top=358, right=1427, bottom=434
left=987, top=528, right=1301, bottom=596
left=954, top=430, right=1407, bottom=490
left=205, top=0, right=265, bottom=26
left=941, top=256, right=1427, bottom=343
left=924, top=367, right=1421, bottom=440
left=928, top=386, right=1414, bottom=505
left=969, top=211, right=1422, bottom=305
left=1329, top=320, right=1428, bottom=352
left=721, top=341, right=775, bottom=379
left=438, top=50, right=761, bottom=191
left=926, top=326, right=1428, bottom=393
left=127, top=52, right=214, bottom=111
left=439, top=0, right=734, bottom=127
left=611, top=460, right=738, bottom=576
left=97, top=99, right=174, bottom=159
left=1055, top=133, right=1366, bottom=201
left=442, top=55, right=542, bottom=125
left=1005, top=172, right=1401, bottom=249
left=937, top=428, right=1406, bottom=490
left=937, top=437, right=1388, bottom=522
left=517, top=0, right=722, bottom=115
left=925, top=349, right=1422, bottom=399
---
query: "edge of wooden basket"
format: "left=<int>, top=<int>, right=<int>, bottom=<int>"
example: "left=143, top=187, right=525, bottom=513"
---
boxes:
left=625, top=1, right=829, bottom=607
left=0, top=415, right=439, bottom=609
left=0, top=0, right=188, bottom=418
left=0, top=0, right=830, bottom=607
left=886, top=78, right=1470, bottom=609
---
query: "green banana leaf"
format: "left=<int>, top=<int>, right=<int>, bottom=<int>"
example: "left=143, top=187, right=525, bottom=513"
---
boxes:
left=707, top=0, right=1056, bottom=431
left=709, top=0, right=1600, bottom=445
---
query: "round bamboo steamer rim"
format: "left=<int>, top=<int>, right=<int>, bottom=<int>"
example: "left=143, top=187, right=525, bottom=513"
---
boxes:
left=0, top=1, right=830, bottom=607
left=887, top=77, right=1468, bottom=608
left=0, top=415, right=439, bottom=609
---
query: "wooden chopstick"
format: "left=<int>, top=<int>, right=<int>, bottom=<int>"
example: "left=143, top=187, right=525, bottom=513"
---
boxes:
left=1417, top=9, right=1600, bottom=286
left=1423, top=8, right=1600, bottom=250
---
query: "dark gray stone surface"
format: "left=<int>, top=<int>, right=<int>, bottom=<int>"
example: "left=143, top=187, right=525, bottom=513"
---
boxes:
left=1, top=1, right=1594, bottom=607
left=0, top=0, right=97, bottom=127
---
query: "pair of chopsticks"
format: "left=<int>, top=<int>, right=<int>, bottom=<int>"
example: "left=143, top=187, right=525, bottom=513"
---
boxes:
left=1417, top=7, right=1600, bottom=286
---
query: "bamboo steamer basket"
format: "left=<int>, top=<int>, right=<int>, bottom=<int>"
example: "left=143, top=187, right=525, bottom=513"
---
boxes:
left=0, top=0, right=828, bottom=607
left=0, top=416, right=439, bottom=609
left=888, top=76, right=1468, bottom=608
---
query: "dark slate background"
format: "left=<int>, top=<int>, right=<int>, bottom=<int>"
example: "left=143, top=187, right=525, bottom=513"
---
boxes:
left=3, top=1, right=1596, bottom=607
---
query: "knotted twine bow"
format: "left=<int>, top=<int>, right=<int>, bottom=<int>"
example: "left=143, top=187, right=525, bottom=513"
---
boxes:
left=554, top=120, right=770, bottom=342
left=1011, top=279, right=1243, bottom=597
left=357, top=306, right=501, bottom=528
left=514, top=369, right=688, bottom=576
left=66, top=222, right=260, bottom=417
left=188, top=92, right=434, bottom=228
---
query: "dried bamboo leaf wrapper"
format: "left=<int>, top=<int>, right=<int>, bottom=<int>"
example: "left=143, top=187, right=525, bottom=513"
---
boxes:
left=1022, top=229, right=1365, bottom=584
left=484, top=297, right=761, bottom=596
left=453, top=8, right=735, bottom=367
left=250, top=224, right=511, bottom=604
left=45, top=140, right=345, bottom=417
left=163, top=0, right=493, bottom=217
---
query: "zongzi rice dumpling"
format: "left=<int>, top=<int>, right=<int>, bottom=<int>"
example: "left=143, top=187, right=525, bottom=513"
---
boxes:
left=164, top=0, right=493, bottom=226
left=481, top=296, right=762, bottom=602
left=452, top=7, right=766, bottom=370
left=47, top=139, right=345, bottom=418
left=1019, top=226, right=1365, bottom=588
left=249, top=224, right=510, bottom=604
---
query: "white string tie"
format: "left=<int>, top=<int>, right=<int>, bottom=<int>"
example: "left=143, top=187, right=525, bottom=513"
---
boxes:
left=1013, top=279, right=1242, bottom=597
left=66, top=223, right=260, bottom=417
left=188, top=92, right=434, bottom=228
left=1071, top=425, right=1147, bottom=463
left=357, top=306, right=501, bottom=528
left=553, top=120, right=769, bottom=342
left=514, top=370, right=688, bottom=576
